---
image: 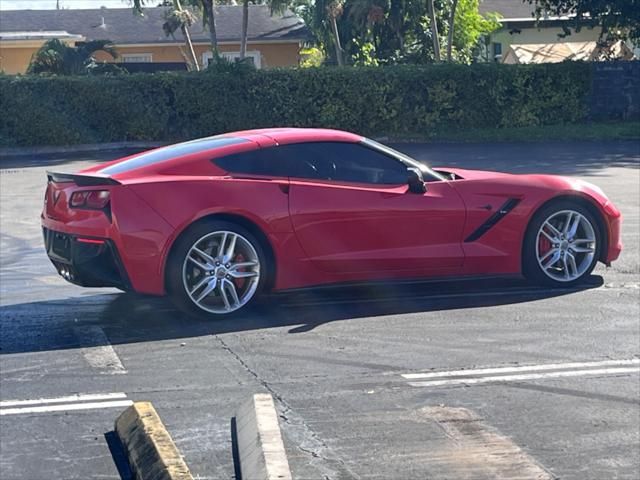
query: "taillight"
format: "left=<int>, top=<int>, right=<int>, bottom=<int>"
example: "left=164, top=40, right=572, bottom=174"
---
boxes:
left=70, top=190, right=110, bottom=209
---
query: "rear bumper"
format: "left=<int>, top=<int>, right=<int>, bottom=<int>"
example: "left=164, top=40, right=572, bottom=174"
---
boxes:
left=43, top=227, right=131, bottom=290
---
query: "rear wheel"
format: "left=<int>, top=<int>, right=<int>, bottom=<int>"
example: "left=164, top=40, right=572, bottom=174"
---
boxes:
left=523, top=201, right=601, bottom=287
left=167, top=220, right=265, bottom=317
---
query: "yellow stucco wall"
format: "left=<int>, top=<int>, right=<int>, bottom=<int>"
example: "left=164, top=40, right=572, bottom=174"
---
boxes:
left=0, top=46, right=39, bottom=74
left=1, top=41, right=300, bottom=74
left=97, top=43, right=301, bottom=68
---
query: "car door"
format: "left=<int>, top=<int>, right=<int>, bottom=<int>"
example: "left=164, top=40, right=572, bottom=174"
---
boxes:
left=284, top=142, right=466, bottom=275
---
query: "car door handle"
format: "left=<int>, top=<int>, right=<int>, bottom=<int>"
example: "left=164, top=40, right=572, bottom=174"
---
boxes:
left=479, top=204, right=493, bottom=211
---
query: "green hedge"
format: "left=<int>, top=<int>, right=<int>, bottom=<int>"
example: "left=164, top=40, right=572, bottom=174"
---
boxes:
left=0, top=63, right=592, bottom=147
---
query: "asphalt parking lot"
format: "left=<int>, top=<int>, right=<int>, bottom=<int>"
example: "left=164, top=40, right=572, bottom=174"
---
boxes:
left=1, top=141, right=639, bottom=480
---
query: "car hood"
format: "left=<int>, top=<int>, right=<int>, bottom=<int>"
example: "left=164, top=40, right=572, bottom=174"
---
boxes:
left=437, top=167, right=612, bottom=207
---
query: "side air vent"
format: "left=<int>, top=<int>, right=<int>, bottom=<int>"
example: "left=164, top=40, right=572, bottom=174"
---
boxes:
left=464, top=198, right=521, bottom=242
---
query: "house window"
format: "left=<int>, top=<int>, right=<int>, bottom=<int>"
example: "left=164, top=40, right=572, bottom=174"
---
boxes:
left=491, top=43, right=502, bottom=61
left=202, top=50, right=261, bottom=69
left=121, top=53, right=153, bottom=63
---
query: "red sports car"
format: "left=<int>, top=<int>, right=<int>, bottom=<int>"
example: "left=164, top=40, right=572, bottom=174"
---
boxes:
left=42, top=128, right=622, bottom=317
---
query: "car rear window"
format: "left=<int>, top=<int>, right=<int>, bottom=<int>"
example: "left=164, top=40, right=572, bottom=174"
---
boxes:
left=99, top=136, right=248, bottom=175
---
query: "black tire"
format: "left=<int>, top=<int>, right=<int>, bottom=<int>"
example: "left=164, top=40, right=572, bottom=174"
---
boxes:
left=523, top=200, right=602, bottom=287
left=166, top=219, right=267, bottom=318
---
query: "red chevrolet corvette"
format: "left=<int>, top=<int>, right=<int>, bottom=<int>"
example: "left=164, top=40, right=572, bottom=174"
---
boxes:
left=42, top=128, right=622, bottom=316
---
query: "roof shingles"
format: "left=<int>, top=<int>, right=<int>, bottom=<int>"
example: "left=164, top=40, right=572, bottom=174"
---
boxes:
left=479, top=0, right=537, bottom=20
left=0, top=6, right=308, bottom=44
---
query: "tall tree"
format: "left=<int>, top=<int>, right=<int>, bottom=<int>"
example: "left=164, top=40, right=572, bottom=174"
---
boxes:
left=165, top=1, right=201, bottom=70
left=527, top=0, right=640, bottom=42
left=192, top=0, right=219, bottom=62
left=327, top=0, right=346, bottom=65
left=426, top=0, right=441, bottom=61
left=239, top=0, right=290, bottom=61
left=446, top=0, right=458, bottom=61
left=303, top=0, right=497, bottom=65
left=449, top=0, right=500, bottom=63
left=240, top=0, right=250, bottom=59
left=132, top=0, right=200, bottom=70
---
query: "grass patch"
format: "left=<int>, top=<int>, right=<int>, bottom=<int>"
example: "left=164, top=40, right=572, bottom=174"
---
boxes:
left=386, top=122, right=640, bottom=143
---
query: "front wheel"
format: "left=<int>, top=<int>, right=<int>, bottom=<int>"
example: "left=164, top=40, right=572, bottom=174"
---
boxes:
left=523, top=202, right=601, bottom=287
left=167, top=220, right=265, bottom=317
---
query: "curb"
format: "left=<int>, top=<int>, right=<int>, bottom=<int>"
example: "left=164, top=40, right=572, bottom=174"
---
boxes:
left=115, top=401, right=193, bottom=480
left=236, top=393, right=292, bottom=480
left=0, top=141, right=163, bottom=158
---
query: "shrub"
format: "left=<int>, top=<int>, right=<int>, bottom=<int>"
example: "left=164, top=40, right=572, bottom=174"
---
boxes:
left=0, top=62, right=592, bottom=147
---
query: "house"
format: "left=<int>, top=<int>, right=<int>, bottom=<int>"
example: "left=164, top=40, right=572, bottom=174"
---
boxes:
left=479, top=0, right=601, bottom=62
left=502, top=40, right=634, bottom=64
left=0, top=6, right=309, bottom=74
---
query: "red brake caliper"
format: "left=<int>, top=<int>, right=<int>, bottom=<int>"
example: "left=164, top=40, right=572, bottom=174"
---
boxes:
left=233, top=253, right=246, bottom=290
left=539, top=230, right=552, bottom=258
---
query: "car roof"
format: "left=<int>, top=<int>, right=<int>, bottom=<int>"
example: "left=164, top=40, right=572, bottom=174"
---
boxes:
left=81, top=128, right=364, bottom=179
left=227, top=128, right=363, bottom=145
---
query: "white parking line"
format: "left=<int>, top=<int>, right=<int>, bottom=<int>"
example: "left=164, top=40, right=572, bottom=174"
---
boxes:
left=0, top=400, right=133, bottom=416
left=0, top=392, right=127, bottom=408
left=0, top=392, right=132, bottom=416
left=74, top=326, right=126, bottom=374
left=407, top=366, right=640, bottom=388
left=402, top=358, right=640, bottom=380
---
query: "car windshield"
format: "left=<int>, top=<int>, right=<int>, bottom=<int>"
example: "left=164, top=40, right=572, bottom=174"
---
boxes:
left=362, top=138, right=447, bottom=181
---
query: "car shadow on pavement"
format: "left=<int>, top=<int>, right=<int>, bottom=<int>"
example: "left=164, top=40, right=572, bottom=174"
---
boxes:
left=0, top=276, right=604, bottom=354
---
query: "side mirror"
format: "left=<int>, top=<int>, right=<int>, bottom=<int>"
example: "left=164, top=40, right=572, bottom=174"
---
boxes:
left=407, top=167, right=426, bottom=194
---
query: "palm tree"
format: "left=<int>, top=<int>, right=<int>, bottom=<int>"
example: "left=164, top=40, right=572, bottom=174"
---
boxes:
left=163, top=2, right=201, bottom=70
left=328, top=0, right=346, bottom=65
left=426, top=0, right=441, bottom=61
left=238, top=0, right=289, bottom=62
left=239, top=0, right=250, bottom=60
left=133, top=0, right=200, bottom=71
left=198, top=0, right=219, bottom=61
left=181, top=0, right=222, bottom=64
left=446, top=0, right=459, bottom=61
left=27, top=39, right=117, bottom=75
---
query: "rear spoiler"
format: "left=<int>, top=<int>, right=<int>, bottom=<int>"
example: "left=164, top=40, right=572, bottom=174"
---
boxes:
left=47, top=171, right=121, bottom=186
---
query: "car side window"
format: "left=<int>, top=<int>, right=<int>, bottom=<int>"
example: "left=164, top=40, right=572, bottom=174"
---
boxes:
left=213, top=148, right=288, bottom=177
left=279, top=142, right=408, bottom=185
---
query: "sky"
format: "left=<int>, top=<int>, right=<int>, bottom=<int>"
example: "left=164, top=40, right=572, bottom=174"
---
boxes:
left=0, top=0, right=131, bottom=10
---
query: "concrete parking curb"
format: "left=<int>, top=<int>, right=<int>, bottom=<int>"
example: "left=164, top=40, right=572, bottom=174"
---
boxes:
left=236, top=393, right=292, bottom=480
left=115, top=401, right=193, bottom=480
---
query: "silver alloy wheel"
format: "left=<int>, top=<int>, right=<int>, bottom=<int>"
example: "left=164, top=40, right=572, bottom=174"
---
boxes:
left=182, top=230, right=260, bottom=314
left=535, top=209, right=597, bottom=282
